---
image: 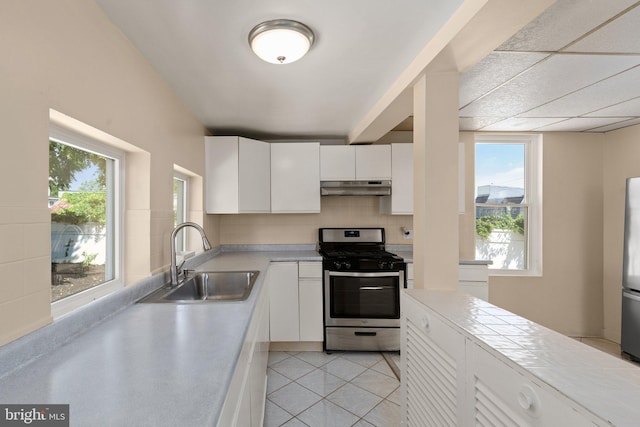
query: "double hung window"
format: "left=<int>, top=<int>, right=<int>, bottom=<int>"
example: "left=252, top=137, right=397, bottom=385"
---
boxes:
left=474, top=134, right=542, bottom=275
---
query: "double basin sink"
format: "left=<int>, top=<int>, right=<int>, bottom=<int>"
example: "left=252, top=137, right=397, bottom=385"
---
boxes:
left=139, top=271, right=259, bottom=303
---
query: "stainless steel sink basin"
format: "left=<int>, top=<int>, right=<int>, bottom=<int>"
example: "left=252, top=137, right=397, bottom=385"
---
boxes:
left=138, top=271, right=259, bottom=303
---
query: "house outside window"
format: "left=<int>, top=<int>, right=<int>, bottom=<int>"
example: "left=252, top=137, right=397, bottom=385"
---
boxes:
left=49, top=125, right=123, bottom=313
left=475, top=134, right=542, bottom=275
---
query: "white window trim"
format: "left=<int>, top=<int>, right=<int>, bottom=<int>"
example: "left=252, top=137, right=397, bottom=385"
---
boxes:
left=475, top=134, right=542, bottom=277
left=50, top=124, right=125, bottom=318
left=173, top=171, right=189, bottom=251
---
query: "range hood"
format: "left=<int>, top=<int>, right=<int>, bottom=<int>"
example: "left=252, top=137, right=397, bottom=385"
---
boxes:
left=320, top=180, right=391, bottom=196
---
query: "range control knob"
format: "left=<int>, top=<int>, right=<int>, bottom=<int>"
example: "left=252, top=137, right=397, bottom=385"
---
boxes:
left=378, top=261, right=389, bottom=270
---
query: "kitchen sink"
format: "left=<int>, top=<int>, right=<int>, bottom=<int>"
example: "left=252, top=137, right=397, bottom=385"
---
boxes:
left=138, top=271, right=259, bottom=303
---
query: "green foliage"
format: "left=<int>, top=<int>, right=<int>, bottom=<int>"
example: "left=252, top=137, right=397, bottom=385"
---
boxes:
left=81, top=251, right=98, bottom=268
left=49, top=140, right=105, bottom=195
left=476, top=214, right=525, bottom=239
left=51, top=192, right=107, bottom=224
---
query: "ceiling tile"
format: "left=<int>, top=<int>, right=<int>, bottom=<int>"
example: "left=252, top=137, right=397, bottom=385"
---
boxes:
left=481, top=117, right=565, bottom=131
left=459, top=54, right=640, bottom=117
left=459, top=117, right=505, bottom=131
left=585, top=96, right=640, bottom=117
left=586, top=117, right=640, bottom=132
left=568, top=5, right=640, bottom=53
left=520, top=65, right=640, bottom=117
left=459, top=52, right=548, bottom=107
left=498, top=0, right=639, bottom=52
left=535, top=117, right=633, bottom=132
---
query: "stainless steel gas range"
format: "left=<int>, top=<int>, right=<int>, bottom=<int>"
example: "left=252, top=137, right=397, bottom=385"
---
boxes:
left=318, top=228, right=406, bottom=352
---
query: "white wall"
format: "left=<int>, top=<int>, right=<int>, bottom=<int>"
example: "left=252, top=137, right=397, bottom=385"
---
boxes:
left=603, top=124, right=640, bottom=343
left=460, top=132, right=605, bottom=337
left=0, top=0, right=208, bottom=345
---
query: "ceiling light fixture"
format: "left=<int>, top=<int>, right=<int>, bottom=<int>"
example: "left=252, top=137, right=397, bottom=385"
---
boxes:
left=248, top=19, right=314, bottom=65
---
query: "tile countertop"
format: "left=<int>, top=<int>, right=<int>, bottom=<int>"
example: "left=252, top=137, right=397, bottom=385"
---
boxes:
left=0, top=250, right=320, bottom=427
left=405, top=289, right=640, bottom=427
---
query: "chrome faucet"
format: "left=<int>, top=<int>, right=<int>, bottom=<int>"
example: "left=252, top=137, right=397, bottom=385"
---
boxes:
left=170, top=222, right=212, bottom=286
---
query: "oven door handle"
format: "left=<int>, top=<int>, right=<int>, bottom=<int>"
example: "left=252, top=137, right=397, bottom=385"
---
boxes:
left=327, top=271, right=400, bottom=278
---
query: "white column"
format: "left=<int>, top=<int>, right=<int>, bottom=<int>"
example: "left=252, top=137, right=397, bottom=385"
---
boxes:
left=413, top=72, right=460, bottom=290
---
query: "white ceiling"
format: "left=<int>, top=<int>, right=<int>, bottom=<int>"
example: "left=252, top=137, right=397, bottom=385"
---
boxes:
left=93, top=0, right=463, bottom=140
left=460, top=0, right=640, bottom=133
left=94, top=0, right=640, bottom=139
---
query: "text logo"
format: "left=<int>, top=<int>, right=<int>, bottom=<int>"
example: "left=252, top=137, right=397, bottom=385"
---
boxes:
left=0, top=405, right=69, bottom=427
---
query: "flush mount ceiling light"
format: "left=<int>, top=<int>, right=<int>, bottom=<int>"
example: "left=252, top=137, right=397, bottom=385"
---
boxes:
left=248, top=19, right=314, bottom=64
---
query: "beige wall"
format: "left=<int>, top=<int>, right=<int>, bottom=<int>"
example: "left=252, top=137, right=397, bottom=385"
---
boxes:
left=460, top=132, right=605, bottom=337
left=602, top=124, right=640, bottom=343
left=0, top=0, right=207, bottom=345
left=218, top=197, right=412, bottom=245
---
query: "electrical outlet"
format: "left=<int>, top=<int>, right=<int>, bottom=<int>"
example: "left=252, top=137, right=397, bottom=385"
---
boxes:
left=403, top=229, right=413, bottom=240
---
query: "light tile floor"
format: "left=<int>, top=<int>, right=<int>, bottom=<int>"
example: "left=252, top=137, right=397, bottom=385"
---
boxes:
left=266, top=351, right=401, bottom=427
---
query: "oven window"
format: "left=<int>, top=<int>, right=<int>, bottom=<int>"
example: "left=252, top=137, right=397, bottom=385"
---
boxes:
left=329, top=275, right=400, bottom=319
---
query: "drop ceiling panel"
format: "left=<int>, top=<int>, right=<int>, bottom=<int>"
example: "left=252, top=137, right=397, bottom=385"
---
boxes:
left=586, top=96, right=640, bottom=117
left=521, top=64, right=640, bottom=117
left=535, top=117, right=632, bottom=132
left=459, top=52, right=548, bottom=107
left=568, top=5, right=640, bottom=53
left=459, top=117, right=506, bottom=131
left=460, top=54, right=640, bottom=117
left=497, top=0, right=639, bottom=52
left=481, top=117, right=565, bottom=132
left=587, top=117, right=640, bottom=132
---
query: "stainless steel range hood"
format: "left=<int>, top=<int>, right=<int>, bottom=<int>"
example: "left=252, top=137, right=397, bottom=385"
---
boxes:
left=320, top=180, right=391, bottom=196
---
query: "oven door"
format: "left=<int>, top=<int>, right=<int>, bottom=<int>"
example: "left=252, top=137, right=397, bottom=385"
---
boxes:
left=324, top=270, right=402, bottom=327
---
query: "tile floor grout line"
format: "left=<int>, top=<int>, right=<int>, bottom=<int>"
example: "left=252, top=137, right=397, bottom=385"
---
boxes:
left=267, top=351, right=401, bottom=427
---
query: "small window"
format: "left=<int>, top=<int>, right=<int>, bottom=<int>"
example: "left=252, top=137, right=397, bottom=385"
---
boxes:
left=173, top=173, right=188, bottom=252
left=49, top=126, right=123, bottom=310
left=474, top=135, right=542, bottom=275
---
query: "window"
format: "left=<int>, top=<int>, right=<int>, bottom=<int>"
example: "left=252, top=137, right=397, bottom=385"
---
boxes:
left=474, top=134, right=542, bottom=275
left=49, top=125, right=123, bottom=313
left=173, top=173, right=188, bottom=252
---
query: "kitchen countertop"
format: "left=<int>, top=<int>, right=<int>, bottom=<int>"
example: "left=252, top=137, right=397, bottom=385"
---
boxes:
left=405, top=289, right=640, bottom=426
left=0, top=250, right=320, bottom=427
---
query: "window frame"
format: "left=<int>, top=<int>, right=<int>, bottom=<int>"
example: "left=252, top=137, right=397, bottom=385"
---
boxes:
left=49, top=124, right=125, bottom=318
left=474, top=134, right=542, bottom=276
left=173, top=172, right=189, bottom=252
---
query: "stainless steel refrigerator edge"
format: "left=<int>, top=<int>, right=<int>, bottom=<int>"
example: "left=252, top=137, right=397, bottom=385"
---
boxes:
left=621, top=177, right=640, bottom=359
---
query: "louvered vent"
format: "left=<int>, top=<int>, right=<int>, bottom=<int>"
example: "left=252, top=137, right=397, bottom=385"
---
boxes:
left=475, top=378, right=527, bottom=426
left=406, top=319, right=458, bottom=427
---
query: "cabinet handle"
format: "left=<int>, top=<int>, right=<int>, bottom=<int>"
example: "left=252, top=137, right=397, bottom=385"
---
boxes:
left=354, top=331, right=377, bottom=337
left=517, top=384, right=541, bottom=417
left=421, top=315, right=430, bottom=331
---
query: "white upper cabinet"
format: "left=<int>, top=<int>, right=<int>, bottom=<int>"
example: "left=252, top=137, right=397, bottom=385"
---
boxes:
left=355, top=145, right=391, bottom=180
left=271, top=142, right=320, bottom=213
left=320, top=145, right=391, bottom=181
left=380, top=143, right=413, bottom=215
left=205, top=136, right=271, bottom=214
left=320, top=145, right=356, bottom=180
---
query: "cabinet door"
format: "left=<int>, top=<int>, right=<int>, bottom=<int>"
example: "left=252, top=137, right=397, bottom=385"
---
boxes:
left=402, top=294, right=466, bottom=426
left=205, top=136, right=270, bottom=214
left=271, top=143, right=320, bottom=213
left=391, top=143, right=413, bottom=214
left=205, top=136, right=239, bottom=213
left=355, top=145, right=391, bottom=180
left=320, top=145, right=356, bottom=180
left=238, top=137, right=271, bottom=213
left=268, top=262, right=300, bottom=341
left=299, top=278, right=323, bottom=341
left=468, top=341, right=598, bottom=426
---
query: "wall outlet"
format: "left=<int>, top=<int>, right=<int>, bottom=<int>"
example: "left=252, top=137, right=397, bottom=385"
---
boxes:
left=403, top=229, right=413, bottom=240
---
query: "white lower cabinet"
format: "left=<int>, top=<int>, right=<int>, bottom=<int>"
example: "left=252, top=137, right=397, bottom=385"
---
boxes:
left=402, top=293, right=467, bottom=426
left=467, top=342, right=598, bottom=426
left=269, top=261, right=323, bottom=342
left=401, top=293, right=606, bottom=427
left=217, top=272, right=269, bottom=427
